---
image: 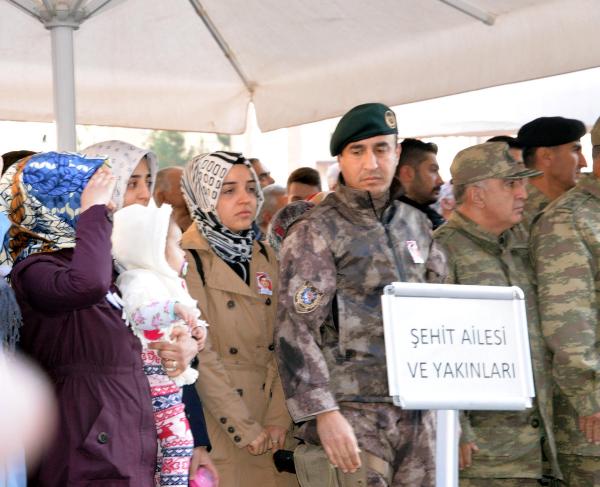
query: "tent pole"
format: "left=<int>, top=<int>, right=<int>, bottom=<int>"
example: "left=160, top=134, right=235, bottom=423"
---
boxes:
left=48, top=22, right=78, bottom=152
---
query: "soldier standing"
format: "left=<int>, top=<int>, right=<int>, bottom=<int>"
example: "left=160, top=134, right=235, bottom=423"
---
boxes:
left=275, top=103, right=446, bottom=487
left=433, top=142, right=561, bottom=486
left=530, top=116, right=600, bottom=486
left=516, top=116, right=587, bottom=232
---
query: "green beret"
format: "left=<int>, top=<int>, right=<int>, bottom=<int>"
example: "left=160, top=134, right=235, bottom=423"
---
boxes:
left=451, top=142, right=542, bottom=186
left=591, top=116, right=600, bottom=147
left=330, top=103, right=398, bottom=156
left=517, top=116, right=586, bottom=148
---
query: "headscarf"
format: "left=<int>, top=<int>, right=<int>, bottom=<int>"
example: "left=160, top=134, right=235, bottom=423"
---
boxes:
left=0, top=152, right=105, bottom=349
left=0, top=217, right=21, bottom=351
left=0, top=152, right=107, bottom=269
left=80, top=140, right=158, bottom=211
left=0, top=154, right=21, bottom=351
left=267, top=200, right=315, bottom=256
left=182, top=151, right=264, bottom=265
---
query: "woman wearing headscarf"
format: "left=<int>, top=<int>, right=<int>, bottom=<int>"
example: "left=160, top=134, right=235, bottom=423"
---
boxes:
left=82, top=140, right=215, bottom=481
left=181, top=151, right=297, bottom=486
left=0, top=151, right=158, bottom=485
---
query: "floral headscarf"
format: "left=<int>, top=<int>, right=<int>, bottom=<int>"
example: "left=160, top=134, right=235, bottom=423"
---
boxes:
left=80, top=140, right=158, bottom=211
left=182, top=151, right=264, bottom=265
left=0, top=152, right=106, bottom=268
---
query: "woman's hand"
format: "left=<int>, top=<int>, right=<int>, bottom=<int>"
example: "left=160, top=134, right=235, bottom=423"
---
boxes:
left=148, top=327, right=197, bottom=377
left=246, top=428, right=272, bottom=455
left=264, top=425, right=287, bottom=453
left=189, top=446, right=220, bottom=485
left=81, top=166, right=116, bottom=213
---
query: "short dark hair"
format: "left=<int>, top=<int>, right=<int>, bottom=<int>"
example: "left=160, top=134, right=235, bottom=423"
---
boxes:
left=287, top=167, right=322, bottom=191
left=398, top=138, right=438, bottom=169
left=522, top=147, right=538, bottom=168
left=486, top=135, right=523, bottom=150
left=1, top=150, right=36, bottom=174
left=592, top=145, right=600, bottom=161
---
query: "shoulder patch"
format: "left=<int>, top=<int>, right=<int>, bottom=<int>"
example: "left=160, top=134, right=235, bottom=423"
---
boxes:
left=294, top=281, right=324, bottom=314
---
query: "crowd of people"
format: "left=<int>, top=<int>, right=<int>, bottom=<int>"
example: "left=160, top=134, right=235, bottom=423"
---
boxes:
left=0, top=102, right=599, bottom=487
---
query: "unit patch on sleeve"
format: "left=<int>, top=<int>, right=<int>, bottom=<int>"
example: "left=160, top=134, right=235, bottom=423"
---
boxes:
left=294, top=281, right=324, bottom=314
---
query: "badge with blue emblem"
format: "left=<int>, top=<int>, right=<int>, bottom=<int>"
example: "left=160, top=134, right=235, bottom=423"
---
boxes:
left=294, top=281, right=324, bottom=314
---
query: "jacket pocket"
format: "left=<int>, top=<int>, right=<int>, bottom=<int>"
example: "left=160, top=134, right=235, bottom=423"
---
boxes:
left=75, top=406, right=132, bottom=480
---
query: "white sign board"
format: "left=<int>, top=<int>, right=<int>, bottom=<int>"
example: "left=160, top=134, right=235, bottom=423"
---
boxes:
left=381, top=282, right=534, bottom=410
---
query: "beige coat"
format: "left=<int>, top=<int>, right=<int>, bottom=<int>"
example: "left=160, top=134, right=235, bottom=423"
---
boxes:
left=183, top=226, right=296, bottom=487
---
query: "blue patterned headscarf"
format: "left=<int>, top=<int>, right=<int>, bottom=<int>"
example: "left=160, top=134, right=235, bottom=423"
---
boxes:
left=0, top=152, right=107, bottom=268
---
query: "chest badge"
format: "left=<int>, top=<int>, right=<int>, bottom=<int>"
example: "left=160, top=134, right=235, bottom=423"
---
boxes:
left=294, top=281, right=324, bottom=314
left=256, top=272, right=273, bottom=296
left=405, top=240, right=425, bottom=264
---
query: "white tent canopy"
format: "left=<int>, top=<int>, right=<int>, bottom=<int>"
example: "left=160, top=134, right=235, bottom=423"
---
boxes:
left=1, top=0, right=599, bottom=149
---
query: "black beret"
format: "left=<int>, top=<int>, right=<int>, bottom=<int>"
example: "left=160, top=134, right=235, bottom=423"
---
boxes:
left=330, top=103, right=398, bottom=156
left=517, top=116, right=586, bottom=148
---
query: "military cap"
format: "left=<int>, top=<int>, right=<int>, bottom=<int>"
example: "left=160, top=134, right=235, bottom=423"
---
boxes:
left=517, top=116, right=586, bottom=148
left=591, top=116, right=600, bottom=146
left=451, top=142, right=542, bottom=185
left=330, top=103, right=398, bottom=156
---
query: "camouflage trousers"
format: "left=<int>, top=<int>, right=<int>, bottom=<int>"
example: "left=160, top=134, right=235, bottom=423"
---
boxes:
left=300, top=402, right=436, bottom=486
left=558, top=453, right=600, bottom=486
left=460, top=478, right=560, bottom=486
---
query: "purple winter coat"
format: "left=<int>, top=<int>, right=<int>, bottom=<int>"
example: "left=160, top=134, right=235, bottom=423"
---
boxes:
left=11, top=205, right=156, bottom=486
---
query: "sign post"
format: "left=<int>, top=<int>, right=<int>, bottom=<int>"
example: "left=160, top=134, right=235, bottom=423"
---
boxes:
left=381, top=282, right=534, bottom=487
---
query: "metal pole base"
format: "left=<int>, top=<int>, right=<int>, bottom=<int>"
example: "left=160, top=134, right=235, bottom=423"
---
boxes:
left=436, top=409, right=459, bottom=487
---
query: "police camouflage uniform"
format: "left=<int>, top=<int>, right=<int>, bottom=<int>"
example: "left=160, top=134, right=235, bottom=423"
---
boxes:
left=531, top=172, right=600, bottom=486
left=275, top=179, right=446, bottom=486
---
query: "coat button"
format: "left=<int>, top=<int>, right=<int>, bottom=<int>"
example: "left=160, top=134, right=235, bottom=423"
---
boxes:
left=229, top=347, right=238, bottom=355
left=268, top=343, right=275, bottom=351
left=220, top=417, right=227, bottom=424
left=227, top=300, right=235, bottom=309
left=228, top=426, right=235, bottom=433
left=531, top=418, right=540, bottom=428
left=234, top=435, right=241, bottom=443
left=97, top=432, right=109, bottom=444
left=265, top=297, right=272, bottom=306
left=236, top=388, right=243, bottom=396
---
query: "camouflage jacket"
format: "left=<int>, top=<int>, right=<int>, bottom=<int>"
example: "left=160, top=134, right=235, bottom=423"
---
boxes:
left=275, top=183, right=446, bottom=422
left=531, top=173, right=600, bottom=456
left=434, top=211, right=560, bottom=479
left=512, top=182, right=550, bottom=245
left=523, top=183, right=550, bottom=231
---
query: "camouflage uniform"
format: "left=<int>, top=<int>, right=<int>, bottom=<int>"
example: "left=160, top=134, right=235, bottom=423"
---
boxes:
left=531, top=173, right=600, bottom=485
left=275, top=182, right=446, bottom=486
left=434, top=211, right=561, bottom=484
left=512, top=183, right=550, bottom=245
left=522, top=183, right=550, bottom=231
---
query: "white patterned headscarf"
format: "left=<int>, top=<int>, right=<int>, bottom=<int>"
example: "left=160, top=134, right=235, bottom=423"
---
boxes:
left=182, top=151, right=263, bottom=264
left=81, top=140, right=158, bottom=211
